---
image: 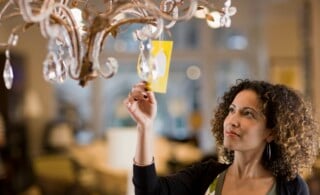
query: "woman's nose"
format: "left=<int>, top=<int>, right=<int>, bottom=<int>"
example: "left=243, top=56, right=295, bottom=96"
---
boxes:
left=231, top=120, right=240, bottom=128
left=227, top=113, right=240, bottom=128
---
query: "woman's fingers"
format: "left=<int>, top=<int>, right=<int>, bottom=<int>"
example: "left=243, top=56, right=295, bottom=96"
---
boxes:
left=124, top=81, right=156, bottom=122
left=124, top=96, right=139, bottom=119
left=124, top=82, right=148, bottom=112
left=146, top=91, right=156, bottom=104
left=130, top=82, right=149, bottom=101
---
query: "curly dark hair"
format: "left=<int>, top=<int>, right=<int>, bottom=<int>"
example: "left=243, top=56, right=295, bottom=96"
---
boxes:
left=211, top=79, right=320, bottom=180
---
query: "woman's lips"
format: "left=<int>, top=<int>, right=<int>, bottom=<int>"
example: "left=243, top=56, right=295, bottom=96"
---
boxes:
left=225, top=130, right=240, bottom=137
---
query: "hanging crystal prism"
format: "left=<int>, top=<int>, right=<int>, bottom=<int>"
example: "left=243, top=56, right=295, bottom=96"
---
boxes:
left=220, top=0, right=237, bottom=28
left=56, top=59, right=67, bottom=83
left=3, top=58, right=14, bottom=89
left=43, top=52, right=59, bottom=83
left=8, top=33, right=19, bottom=46
left=150, top=49, right=166, bottom=80
left=137, top=42, right=151, bottom=81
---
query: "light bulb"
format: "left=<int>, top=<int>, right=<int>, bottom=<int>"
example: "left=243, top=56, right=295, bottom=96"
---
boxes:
left=194, top=6, right=209, bottom=19
left=206, top=11, right=221, bottom=29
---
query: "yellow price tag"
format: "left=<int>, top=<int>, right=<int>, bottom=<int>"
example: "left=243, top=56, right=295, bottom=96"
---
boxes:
left=147, top=40, right=173, bottom=93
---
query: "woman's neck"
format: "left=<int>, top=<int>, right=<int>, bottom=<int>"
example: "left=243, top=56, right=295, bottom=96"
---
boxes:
left=228, top=152, right=272, bottom=179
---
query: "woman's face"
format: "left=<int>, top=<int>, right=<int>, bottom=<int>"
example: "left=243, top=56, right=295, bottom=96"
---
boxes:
left=223, top=89, right=271, bottom=153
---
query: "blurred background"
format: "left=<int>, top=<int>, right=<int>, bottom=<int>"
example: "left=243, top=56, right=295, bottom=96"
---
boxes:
left=0, top=0, right=320, bottom=194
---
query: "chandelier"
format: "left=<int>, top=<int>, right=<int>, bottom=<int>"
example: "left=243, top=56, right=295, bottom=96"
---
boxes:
left=0, top=0, right=236, bottom=89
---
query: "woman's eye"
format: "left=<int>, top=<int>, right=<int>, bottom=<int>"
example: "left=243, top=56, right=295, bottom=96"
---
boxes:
left=228, top=107, right=234, bottom=113
left=244, top=111, right=254, bottom=117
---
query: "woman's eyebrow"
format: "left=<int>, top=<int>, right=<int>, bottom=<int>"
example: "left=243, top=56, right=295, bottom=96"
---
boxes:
left=242, top=107, right=265, bottom=118
left=230, top=104, right=259, bottom=112
left=243, top=107, right=258, bottom=112
left=230, top=104, right=264, bottom=115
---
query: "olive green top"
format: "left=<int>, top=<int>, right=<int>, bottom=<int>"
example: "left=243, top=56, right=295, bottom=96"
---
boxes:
left=205, top=170, right=277, bottom=195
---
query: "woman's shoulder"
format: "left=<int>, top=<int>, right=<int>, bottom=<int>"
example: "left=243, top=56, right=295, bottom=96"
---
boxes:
left=277, top=174, right=309, bottom=195
left=188, top=158, right=229, bottom=174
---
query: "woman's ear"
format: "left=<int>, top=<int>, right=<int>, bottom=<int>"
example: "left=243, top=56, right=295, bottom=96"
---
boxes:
left=266, top=128, right=274, bottom=143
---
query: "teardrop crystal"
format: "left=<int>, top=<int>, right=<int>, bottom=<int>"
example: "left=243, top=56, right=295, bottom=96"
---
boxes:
left=137, top=52, right=150, bottom=81
left=8, top=34, right=19, bottom=46
left=43, top=53, right=58, bottom=82
left=3, top=59, right=14, bottom=89
left=228, top=7, right=237, bottom=16
left=224, top=0, right=231, bottom=7
left=56, top=60, right=68, bottom=83
left=150, top=50, right=166, bottom=80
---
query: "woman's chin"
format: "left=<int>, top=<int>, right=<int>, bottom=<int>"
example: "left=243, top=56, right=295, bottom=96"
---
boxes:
left=223, top=141, right=236, bottom=151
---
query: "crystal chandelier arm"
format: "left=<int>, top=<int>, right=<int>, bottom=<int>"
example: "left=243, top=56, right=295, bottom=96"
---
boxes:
left=60, top=0, right=70, bottom=5
left=0, top=1, right=25, bottom=22
left=86, top=0, right=200, bottom=82
left=40, top=16, right=55, bottom=38
left=132, top=0, right=149, bottom=17
left=18, top=0, right=56, bottom=22
left=100, top=17, right=156, bottom=49
left=89, top=17, right=157, bottom=80
left=44, top=4, right=82, bottom=78
left=38, top=3, right=74, bottom=38
left=0, top=22, right=34, bottom=47
left=144, top=0, right=198, bottom=21
left=108, top=1, right=196, bottom=23
left=60, top=7, right=82, bottom=78
left=164, top=6, right=178, bottom=29
left=79, top=17, right=155, bottom=83
left=0, top=0, right=14, bottom=19
left=14, top=0, right=83, bottom=79
left=92, top=32, right=117, bottom=79
left=53, top=0, right=70, bottom=16
left=105, top=2, right=166, bottom=40
left=0, top=11, right=25, bottom=22
left=180, top=0, right=198, bottom=20
left=0, top=0, right=237, bottom=87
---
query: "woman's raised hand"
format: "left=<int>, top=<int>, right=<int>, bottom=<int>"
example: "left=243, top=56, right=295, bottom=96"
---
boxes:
left=124, top=81, right=157, bottom=130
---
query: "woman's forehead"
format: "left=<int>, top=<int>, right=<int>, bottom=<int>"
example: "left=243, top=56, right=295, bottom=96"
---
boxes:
left=232, top=90, right=262, bottom=109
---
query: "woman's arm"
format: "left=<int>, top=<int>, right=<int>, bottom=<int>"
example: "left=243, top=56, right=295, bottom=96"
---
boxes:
left=133, top=158, right=227, bottom=195
left=124, top=81, right=157, bottom=166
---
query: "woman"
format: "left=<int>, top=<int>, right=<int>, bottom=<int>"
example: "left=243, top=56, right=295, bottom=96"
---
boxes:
left=124, top=79, right=320, bottom=195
